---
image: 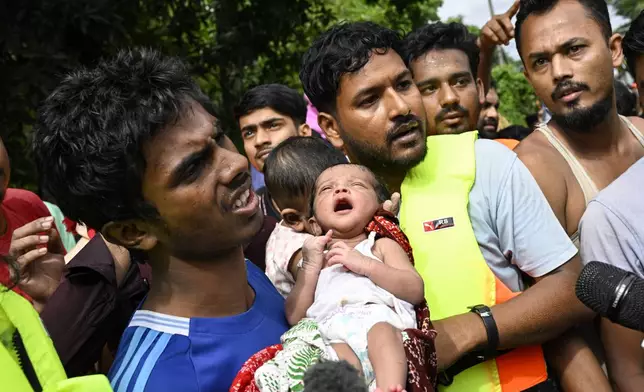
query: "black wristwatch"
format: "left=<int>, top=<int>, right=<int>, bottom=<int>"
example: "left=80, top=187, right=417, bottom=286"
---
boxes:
left=469, top=304, right=499, bottom=358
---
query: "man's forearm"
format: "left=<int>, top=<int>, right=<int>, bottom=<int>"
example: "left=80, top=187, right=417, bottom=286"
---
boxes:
left=476, top=40, right=495, bottom=93
left=544, top=329, right=611, bottom=392
left=492, top=267, right=594, bottom=349
left=433, top=264, right=594, bottom=369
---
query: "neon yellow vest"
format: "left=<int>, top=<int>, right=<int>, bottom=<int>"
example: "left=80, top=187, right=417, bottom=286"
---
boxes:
left=0, top=284, right=112, bottom=391
left=400, top=131, right=547, bottom=392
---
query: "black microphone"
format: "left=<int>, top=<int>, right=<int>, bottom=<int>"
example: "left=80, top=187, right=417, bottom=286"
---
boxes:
left=576, top=261, right=644, bottom=332
left=303, top=360, right=368, bottom=392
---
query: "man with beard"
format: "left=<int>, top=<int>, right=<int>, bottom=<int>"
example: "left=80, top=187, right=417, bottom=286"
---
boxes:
left=34, top=49, right=289, bottom=392
left=624, top=10, right=644, bottom=115
left=478, top=80, right=501, bottom=134
left=301, top=21, right=593, bottom=392
left=513, top=1, right=644, bottom=390
left=0, top=137, right=60, bottom=300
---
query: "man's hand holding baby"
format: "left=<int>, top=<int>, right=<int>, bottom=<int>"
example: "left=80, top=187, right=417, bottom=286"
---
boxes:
left=326, top=242, right=374, bottom=277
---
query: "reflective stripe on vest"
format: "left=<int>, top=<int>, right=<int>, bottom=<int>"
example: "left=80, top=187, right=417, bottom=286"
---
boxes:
left=400, top=131, right=547, bottom=392
left=0, top=284, right=112, bottom=391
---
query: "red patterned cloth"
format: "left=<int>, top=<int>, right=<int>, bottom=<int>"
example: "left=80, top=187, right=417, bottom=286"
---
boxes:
left=230, top=344, right=283, bottom=392
left=230, top=211, right=438, bottom=392
left=366, top=211, right=438, bottom=392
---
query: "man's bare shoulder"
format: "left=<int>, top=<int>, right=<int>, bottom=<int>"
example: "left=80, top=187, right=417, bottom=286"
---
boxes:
left=515, top=129, right=567, bottom=176
left=626, top=116, right=644, bottom=135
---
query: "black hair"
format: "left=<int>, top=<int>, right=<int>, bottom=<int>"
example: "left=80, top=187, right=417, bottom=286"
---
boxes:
left=498, top=125, right=533, bottom=141
left=33, top=48, right=215, bottom=231
left=263, top=136, right=347, bottom=207
left=624, top=10, right=644, bottom=81
left=300, top=21, right=403, bottom=114
left=615, top=80, right=638, bottom=116
left=234, top=84, right=307, bottom=126
left=303, top=360, right=368, bottom=392
left=490, top=79, right=497, bottom=90
left=525, top=113, right=539, bottom=129
left=515, top=0, right=612, bottom=58
left=310, top=164, right=390, bottom=216
left=1, top=255, right=19, bottom=291
left=402, top=22, right=480, bottom=79
left=478, top=130, right=499, bottom=140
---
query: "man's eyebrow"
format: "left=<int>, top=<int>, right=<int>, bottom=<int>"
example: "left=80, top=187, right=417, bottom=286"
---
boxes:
left=168, top=142, right=213, bottom=189
left=394, top=69, right=412, bottom=81
left=528, top=38, right=586, bottom=61
left=259, top=117, right=284, bottom=127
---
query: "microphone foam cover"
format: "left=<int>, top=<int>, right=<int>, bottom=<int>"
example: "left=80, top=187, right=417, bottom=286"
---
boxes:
left=576, top=261, right=644, bottom=332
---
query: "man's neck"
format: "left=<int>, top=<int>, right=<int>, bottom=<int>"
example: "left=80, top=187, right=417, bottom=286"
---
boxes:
left=381, top=172, right=405, bottom=194
left=143, top=246, right=254, bottom=318
left=550, top=109, right=625, bottom=154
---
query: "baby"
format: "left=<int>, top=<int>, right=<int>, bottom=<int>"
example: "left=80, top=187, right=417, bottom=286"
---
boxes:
left=263, top=136, right=348, bottom=297
left=285, top=164, right=424, bottom=392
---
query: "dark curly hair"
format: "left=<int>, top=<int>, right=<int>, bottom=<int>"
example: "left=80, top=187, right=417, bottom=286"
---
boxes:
left=33, top=48, right=215, bottom=231
left=402, top=22, right=480, bottom=79
left=624, top=10, right=644, bottom=81
left=515, top=0, right=612, bottom=58
left=300, top=21, right=403, bottom=114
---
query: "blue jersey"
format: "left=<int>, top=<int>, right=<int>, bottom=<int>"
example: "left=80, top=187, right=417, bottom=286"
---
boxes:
left=108, top=261, right=288, bottom=392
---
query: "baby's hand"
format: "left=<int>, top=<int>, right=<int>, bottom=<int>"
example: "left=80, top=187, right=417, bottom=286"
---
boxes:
left=301, top=230, right=333, bottom=275
left=326, top=242, right=373, bottom=276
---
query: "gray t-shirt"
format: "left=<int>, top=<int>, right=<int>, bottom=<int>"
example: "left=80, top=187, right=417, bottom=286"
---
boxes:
left=401, top=139, right=578, bottom=292
left=580, top=158, right=644, bottom=278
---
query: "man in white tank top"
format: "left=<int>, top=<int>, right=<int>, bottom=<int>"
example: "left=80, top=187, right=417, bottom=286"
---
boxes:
left=510, top=1, right=644, bottom=390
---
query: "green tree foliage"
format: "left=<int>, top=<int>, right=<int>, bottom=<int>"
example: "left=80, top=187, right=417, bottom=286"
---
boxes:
left=491, top=63, right=538, bottom=126
left=1, top=0, right=441, bottom=192
left=609, top=0, right=644, bottom=20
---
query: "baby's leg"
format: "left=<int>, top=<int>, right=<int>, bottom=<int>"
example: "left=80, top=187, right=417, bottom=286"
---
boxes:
left=367, top=322, right=407, bottom=392
left=330, top=343, right=363, bottom=377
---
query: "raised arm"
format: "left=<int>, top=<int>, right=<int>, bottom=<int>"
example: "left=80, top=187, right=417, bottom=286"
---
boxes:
left=477, top=0, right=520, bottom=92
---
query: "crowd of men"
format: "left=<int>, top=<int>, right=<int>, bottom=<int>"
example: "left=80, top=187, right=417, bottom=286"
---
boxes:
left=3, top=0, right=644, bottom=391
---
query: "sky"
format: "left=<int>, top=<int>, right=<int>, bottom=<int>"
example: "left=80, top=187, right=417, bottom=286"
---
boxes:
left=438, top=0, right=629, bottom=59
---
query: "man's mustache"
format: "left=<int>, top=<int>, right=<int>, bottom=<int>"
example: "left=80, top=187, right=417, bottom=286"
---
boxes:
left=435, top=105, right=469, bottom=122
left=385, top=113, right=423, bottom=144
left=551, top=80, right=590, bottom=101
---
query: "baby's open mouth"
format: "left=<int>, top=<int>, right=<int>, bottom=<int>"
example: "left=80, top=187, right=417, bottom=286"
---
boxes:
left=334, top=198, right=353, bottom=212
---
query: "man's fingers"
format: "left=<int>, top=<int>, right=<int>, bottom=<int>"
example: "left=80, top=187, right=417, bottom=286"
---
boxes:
left=481, top=26, right=500, bottom=46
left=488, top=21, right=510, bottom=44
left=9, top=234, right=49, bottom=256
left=499, top=16, right=515, bottom=40
left=47, top=228, right=66, bottom=255
left=505, top=0, right=520, bottom=18
left=11, top=217, right=54, bottom=242
left=16, top=248, right=47, bottom=272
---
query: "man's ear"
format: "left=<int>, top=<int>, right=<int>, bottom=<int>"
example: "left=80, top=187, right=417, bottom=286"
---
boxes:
left=609, top=33, right=624, bottom=68
left=318, top=113, right=344, bottom=150
left=298, top=123, right=312, bottom=137
left=306, top=216, right=323, bottom=236
left=476, top=77, right=486, bottom=105
left=102, top=220, right=158, bottom=251
left=281, top=208, right=306, bottom=232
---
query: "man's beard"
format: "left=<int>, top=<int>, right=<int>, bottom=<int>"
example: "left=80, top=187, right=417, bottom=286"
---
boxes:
left=339, top=115, right=427, bottom=178
left=477, top=116, right=498, bottom=132
left=550, top=82, right=613, bottom=133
